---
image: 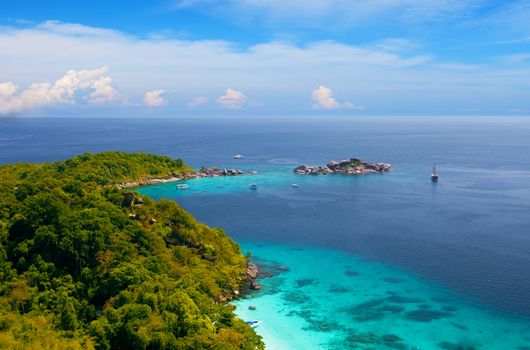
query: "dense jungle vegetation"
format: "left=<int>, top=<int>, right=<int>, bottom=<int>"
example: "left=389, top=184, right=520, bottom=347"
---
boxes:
left=0, top=152, right=263, bottom=349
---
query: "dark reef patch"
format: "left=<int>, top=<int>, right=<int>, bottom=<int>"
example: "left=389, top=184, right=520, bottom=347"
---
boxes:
left=386, top=294, right=422, bottom=304
left=437, top=341, right=478, bottom=350
left=382, top=334, right=402, bottom=343
left=287, top=309, right=344, bottom=333
left=406, top=309, right=452, bottom=322
left=344, top=297, right=407, bottom=322
left=302, top=319, right=343, bottom=333
left=344, top=271, right=360, bottom=277
left=450, top=322, right=468, bottom=331
left=383, top=277, right=404, bottom=284
left=296, top=279, right=316, bottom=287
left=282, top=291, right=310, bottom=305
left=381, top=305, right=405, bottom=313
left=328, top=285, right=350, bottom=293
left=334, top=331, right=408, bottom=350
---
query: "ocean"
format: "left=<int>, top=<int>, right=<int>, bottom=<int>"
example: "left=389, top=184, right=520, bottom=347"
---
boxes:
left=2, top=116, right=530, bottom=349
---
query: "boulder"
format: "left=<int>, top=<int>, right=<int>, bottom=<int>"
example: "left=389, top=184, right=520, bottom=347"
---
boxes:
left=293, top=165, right=310, bottom=174
left=250, top=281, right=261, bottom=290
left=246, top=263, right=260, bottom=279
left=326, top=160, right=339, bottom=169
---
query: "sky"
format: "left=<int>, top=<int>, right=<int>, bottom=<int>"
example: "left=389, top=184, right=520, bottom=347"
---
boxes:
left=0, top=0, right=529, bottom=117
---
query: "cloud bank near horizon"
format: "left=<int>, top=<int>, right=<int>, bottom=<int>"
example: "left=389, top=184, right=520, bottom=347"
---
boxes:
left=0, top=20, right=529, bottom=116
left=0, top=66, right=121, bottom=115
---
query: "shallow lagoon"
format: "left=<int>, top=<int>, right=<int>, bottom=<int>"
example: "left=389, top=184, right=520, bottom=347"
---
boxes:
left=233, top=243, right=530, bottom=350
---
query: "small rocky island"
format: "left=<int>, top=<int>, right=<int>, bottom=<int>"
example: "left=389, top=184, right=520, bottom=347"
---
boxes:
left=294, top=157, right=391, bottom=175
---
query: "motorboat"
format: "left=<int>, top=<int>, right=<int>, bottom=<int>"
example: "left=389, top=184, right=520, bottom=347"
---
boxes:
left=245, top=321, right=262, bottom=328
left=176, top=184, right=189, bottom=189
left=249, top=184, right=258, bottom=190
left=233, top=154, right=244, bottom=159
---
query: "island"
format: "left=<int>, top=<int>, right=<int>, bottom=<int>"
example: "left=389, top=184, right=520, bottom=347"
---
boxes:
left=294, top=157, right=391, bottom=175
left=0, top=152, right=264, bottom=349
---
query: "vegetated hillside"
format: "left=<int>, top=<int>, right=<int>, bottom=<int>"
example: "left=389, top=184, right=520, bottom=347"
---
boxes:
left=0, top=152, right=263, bottom=349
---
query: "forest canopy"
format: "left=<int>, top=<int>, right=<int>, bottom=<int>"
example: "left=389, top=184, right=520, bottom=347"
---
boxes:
left=0, top=152, right=263, bottom=349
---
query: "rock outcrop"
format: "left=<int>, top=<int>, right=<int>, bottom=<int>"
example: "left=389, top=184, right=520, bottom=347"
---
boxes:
left=193, top=167, right=251, bottom=178
left=246, top=263, right=260, bottom=279
left=294, top=157, right=391, bottom=176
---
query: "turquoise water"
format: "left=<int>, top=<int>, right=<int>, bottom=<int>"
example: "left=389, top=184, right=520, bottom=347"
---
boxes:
left=233, top=243, right=530, bottom=350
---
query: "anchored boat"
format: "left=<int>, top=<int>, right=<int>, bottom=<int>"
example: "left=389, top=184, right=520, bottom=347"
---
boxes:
left=245, top=321, right=262, bottom=328
left=431, top=165, right=439, bottom=182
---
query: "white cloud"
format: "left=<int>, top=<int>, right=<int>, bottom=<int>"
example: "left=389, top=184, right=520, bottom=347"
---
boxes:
left=143, top=89, right=167, bottom=107
left=188, top=96, right=208, bottom=108
left=0, top=66, right=121, bottom=115
left=217, top=88, right=248, bottom=109
left=311, top=85, right=361, bottom=110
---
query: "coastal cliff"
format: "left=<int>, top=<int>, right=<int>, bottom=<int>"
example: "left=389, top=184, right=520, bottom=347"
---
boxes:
left=294, top=157, right=391, bottom=175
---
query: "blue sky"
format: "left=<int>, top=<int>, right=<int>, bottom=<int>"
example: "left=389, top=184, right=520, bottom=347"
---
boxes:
left=0, top=0, right=529, bottom=117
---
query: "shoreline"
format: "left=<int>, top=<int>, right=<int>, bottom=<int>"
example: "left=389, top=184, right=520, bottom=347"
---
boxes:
left=118, top=167, right=255, bottom=189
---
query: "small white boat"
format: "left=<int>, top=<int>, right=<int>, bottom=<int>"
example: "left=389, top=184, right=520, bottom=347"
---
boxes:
left=233, top=154, right=244, bottom=159
left=292, top=184, right=299, bottom=188
left=176, top=184, right=189, bottom=190
left=249, top=184, right=258, bottom=190
left=250, top=171, right=258, bottom=174
left=246, top=320, right=262, bottom=328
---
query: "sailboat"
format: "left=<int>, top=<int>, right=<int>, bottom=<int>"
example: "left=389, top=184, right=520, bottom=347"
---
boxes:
left=431, top=164, right=439, bottom=182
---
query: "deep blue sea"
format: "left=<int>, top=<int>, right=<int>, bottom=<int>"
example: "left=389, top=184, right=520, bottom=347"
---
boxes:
left=2, top=117, right=530, bottom=349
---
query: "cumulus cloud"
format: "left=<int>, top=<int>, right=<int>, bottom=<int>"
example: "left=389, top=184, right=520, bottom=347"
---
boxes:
left=143, top=89, right=167, bottom=107
left=0, top=66, right=120, bottom=115
left=217, top=88, right=248, bottom=109
left=188, top=96, right=209, bottom=108
left=311, top=85, right=362, bottom=110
